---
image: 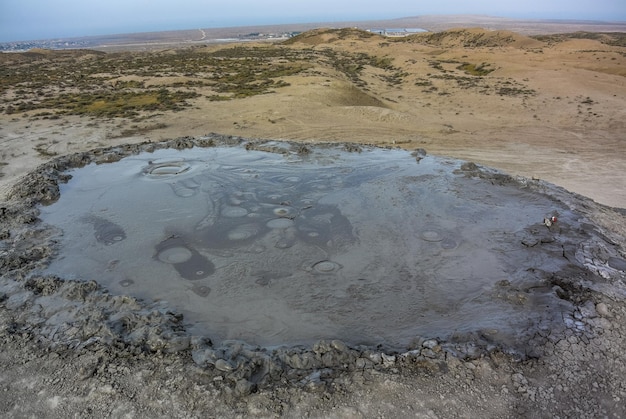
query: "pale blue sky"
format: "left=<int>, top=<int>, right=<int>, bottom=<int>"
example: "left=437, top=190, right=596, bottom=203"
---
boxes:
left=1, top=0, right=625, bottom=42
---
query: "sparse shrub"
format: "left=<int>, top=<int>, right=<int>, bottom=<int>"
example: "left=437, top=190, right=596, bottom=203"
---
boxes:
left=457, top=62, right=494, bottom=76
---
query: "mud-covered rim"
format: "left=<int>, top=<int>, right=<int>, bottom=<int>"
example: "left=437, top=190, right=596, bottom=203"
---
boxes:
left=0, top=133, right=624, bottom=396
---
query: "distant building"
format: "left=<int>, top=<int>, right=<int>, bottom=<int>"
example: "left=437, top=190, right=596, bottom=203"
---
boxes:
left=368, top=28, right=428, bottom=37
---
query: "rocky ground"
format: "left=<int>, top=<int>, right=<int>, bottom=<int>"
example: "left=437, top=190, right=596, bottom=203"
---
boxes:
left=1, top=20, right=626, bottom=418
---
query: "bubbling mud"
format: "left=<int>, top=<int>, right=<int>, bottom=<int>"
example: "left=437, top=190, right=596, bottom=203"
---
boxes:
left=32, top=140, right=625, bottom=355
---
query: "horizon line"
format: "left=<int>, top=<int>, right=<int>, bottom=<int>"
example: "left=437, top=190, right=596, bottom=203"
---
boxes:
left=2, top=14, right=626, bottom=44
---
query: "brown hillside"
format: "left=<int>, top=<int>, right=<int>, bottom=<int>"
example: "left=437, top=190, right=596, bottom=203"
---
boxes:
left=283, top=28, right=378, bottom=46
left=0, top=48, right=105, bottom=64
left=532, top=31, right=626, bottom=47
left=404, top=27, right=545, bottom=48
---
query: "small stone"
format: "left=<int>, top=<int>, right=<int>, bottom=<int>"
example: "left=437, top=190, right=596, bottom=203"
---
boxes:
left=421, top=349, right=437, bottom=358
left=422, top=339, right=439, bottom=349
left=321, top=352, right=337, bottom=367
left=330, top=339, right=347, bottom=352
left=511, top=373, right=527, bottom=385
left=368, top=353, right=382, bottom=364
left=381, top=353, right=396, bottom=366
left=579, top=301, right=597, bottom=319
left=595, top=302, right=609, bottom=317
left=235, top=379, right=254, bottom=396
left=165, top=335, right=190, bottom=353
left=191, top=348, right=215, bottom=366
left=214, top=359, right=234, bottom=372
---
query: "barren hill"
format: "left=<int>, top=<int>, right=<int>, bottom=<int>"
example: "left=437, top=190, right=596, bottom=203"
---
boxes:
left=283, top=27, right=377, bottom=45
left=404, top=27, right=546, bottom=48
left=532, top=31, right=626, bottom=46
left=0, top=48, right=105, bottom=64
left=284, top=27, right=544, bottom=49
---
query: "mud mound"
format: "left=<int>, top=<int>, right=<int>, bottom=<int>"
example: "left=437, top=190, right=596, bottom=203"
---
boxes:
left=1, top=135, right=625, bottom=398
left=407, top=28, right=545, bottom=48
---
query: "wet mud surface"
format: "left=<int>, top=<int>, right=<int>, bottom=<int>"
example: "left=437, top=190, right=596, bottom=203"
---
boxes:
left=1, top=134, right=626, bottom=401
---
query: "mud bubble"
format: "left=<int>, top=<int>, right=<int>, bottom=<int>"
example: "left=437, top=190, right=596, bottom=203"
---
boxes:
left=1, top=134, right=625, bottom=393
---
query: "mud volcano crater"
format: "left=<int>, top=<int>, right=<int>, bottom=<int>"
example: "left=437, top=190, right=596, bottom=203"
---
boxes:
left=1, top=135, right=625, bottom=392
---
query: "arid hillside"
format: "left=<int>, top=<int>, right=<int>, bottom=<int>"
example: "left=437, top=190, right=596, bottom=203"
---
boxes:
left=1, top=28, right=625, bottom=207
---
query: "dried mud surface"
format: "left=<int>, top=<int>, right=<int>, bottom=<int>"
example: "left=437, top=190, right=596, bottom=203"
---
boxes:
left=1, top=22, right=626, bottom=418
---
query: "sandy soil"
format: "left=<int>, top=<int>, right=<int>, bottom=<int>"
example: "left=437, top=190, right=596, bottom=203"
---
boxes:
left=1, top=23, right=626, bottom=418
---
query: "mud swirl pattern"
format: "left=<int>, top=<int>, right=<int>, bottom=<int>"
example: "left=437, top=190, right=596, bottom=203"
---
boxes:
left=35, top=139, right=626, bottom=355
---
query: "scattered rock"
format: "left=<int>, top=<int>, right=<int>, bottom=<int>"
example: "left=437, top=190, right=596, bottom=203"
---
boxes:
left=596, top=302, right=610, bottom=317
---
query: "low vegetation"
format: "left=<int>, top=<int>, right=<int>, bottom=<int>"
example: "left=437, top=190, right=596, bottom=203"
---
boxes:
left=456, top=62, right=494, bottom=76
left=1, top=45, right=314, bottom=116
left=1, top=40, right=407, bottom=116
left=6, top=89, right=198, bottom=117
left=532, top=32, right=626, bottom=47
left=7, top=27, right=596, bottom=122
left=421, top=57, right=535, bottom=98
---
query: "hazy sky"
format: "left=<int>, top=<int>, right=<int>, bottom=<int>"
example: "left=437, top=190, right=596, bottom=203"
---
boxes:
left=1, top=0, right=625, bottom=42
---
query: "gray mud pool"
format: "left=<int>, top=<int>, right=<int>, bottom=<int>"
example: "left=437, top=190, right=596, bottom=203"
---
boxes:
left=36, top=141, right=622, bottom=353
